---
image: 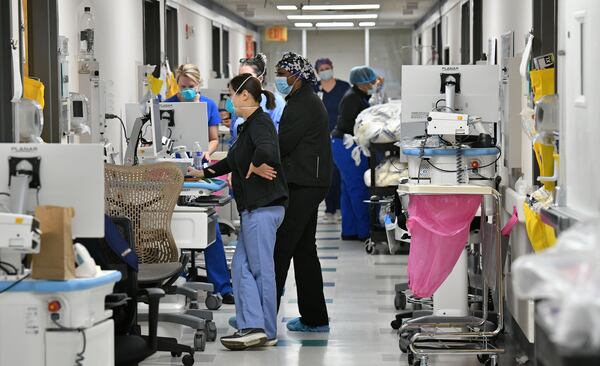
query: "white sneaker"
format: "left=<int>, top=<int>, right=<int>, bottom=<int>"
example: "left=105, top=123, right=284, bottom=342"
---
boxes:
left=334, top=211, right=342, bottom=223
left=264, top=338, right=278, bottom=346
left=321, top=213, right=335, bottom=223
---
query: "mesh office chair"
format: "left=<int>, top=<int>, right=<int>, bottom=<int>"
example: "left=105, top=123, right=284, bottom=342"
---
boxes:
left=104, top=163, right=216, bottom=355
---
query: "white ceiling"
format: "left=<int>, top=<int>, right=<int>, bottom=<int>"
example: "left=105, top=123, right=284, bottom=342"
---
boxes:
left=218, top=0, right=438, bottom=29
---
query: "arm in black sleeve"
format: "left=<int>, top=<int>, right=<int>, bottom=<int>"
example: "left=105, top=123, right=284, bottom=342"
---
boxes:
left=337, top=94, right=362, bottom=135
left=203, top=158, right=231, bottom=178
left=249, top=120, right=280, bottom=167
left=278, top=104, right=311, bottom=156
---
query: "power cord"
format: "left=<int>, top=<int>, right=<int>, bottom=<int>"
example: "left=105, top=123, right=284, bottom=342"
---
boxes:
left=0, top=273, right=30, bottom=294
left=0, top=261, right=17, bottom=275
left=105, top=114, right=130, bottom=143
left=51, top=315, right=87, bottom=366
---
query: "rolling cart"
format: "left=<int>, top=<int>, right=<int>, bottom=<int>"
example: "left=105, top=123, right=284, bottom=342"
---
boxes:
left=365, top=142, right=409, bottom=255
left=396, top=184, right=504, bottom=366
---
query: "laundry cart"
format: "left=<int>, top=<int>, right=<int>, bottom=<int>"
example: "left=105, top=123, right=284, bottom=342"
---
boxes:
left=396, top=184, right=504, bottom=366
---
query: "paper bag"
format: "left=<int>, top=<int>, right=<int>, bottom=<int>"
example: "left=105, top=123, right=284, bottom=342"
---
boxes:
left=31, top=205, right=76, bottom=280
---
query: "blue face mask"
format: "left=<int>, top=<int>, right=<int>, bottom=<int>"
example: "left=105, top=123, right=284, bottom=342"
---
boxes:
left=180, top=88, right=197, bottom=101
left=275, top=76, right=294, bottom=95
left=225, top=98, right=235, bottom=115
left=319, top=69, right=334, bottom=81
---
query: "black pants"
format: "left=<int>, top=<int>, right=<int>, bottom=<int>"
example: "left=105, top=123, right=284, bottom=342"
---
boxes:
left=324, top=163, right=340, bottom=214
left=275, top=185, right=329, bottom=326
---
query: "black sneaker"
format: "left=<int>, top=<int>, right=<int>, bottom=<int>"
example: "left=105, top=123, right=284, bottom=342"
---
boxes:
left=220, top=328, right=267, bottom=350
left=222, top=293, right=235, bottom=305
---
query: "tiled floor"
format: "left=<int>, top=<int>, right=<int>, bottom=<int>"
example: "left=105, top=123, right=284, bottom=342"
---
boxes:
left=141, top=210, right=518, bottom=366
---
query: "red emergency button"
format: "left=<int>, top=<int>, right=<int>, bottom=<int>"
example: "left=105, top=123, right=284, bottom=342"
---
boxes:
left=470, top=160, right=480, bottom=169
left=48, top=300, right=61, bottom=313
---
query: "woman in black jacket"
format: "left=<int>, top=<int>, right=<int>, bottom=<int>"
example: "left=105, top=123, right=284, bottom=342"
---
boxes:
left=273, top=52, right=332, bottom=333
left=187, top=74, right=288, bottom=350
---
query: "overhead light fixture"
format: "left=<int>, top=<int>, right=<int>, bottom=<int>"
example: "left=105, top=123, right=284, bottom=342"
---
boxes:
left=303, top=4, right=381, bottom=11
left=294, top=22, right=314, bottom=27
left=359, top=22, right=376, bottom=27
left=277, top=5, right=298, bottom=10
left=316, top=22, right=355, bottom=28
left=288, top=14, right=378, bottom=20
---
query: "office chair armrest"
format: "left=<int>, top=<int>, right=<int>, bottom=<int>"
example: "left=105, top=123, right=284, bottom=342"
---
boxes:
left=137, top=288, right=165, bottom=348
left=105, top=293, right=130, bottom=310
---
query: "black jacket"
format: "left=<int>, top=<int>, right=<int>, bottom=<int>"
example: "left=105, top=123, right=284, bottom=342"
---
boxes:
left=278, top=82, right=332, bottom=188
left=331, top=85, right=371, bottom=138
left=204, top=108, right=288, bottom=212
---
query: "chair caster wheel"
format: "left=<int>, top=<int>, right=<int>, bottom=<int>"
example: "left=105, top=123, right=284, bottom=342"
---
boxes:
left=206, top=320, right=217, bottom=342
left=205, top=292, right=222, bottom=310
left=194, top=331, right=207, bottom=352
left=394, top=292, right=407, bottom=310
left=171, top=352, right=182, bottom=357
left=365, top=239, right=374, bottom=254
left=182, top=354, right=194, bottom=366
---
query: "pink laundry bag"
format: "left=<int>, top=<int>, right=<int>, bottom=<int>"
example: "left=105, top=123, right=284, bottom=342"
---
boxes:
left=407, top=194, right=482, bottom=298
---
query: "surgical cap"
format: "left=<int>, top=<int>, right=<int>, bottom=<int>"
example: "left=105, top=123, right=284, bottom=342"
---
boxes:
left=276, top=52, right=318, bottom=85
left=315, top=58, right=333, bottom=70
left=349, top=66, right=377, bottom=85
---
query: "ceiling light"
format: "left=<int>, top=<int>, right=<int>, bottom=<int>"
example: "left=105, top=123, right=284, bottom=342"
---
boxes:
left=359, top=22, right=376, bottom=27
left=288, top=14, right=378, bottom=20
left=302, top=4, right=381, bottom=11
left=315, top=22, right=355, bottom=28
left=277, top=5, right=298, bottom=10
left=294, top=22, right=314, bottom=27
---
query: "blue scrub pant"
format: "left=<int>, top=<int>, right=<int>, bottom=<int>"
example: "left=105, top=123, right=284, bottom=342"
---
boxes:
left=331, top=137, right=370, bottom=239
left=232, top=206, right=285, bottom=340
left=204, top=225, right=233, bottom=295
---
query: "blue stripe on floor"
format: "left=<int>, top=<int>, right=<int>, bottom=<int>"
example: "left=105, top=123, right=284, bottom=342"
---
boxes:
left=323, top=282, right=335, bottom=287
left=316, top=237, right=340, bottom=241
left=275, top=339, right=329, bottom=347
left=321, top=267, right=337, bottom=272
left=281, top=317, right=331, bottom=323
left=317, top=246, right=339, bottom=250
left=288, top=298, right=333, bottom=304
left=318, top=256, right=338, bottom=260
left=316, top=229, right=340, bottom=233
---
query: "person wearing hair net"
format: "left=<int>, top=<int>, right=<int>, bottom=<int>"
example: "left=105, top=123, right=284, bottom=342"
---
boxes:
left=226, top=53, right=286, bottom=145
left=273, top=52, right=332, bottom=332
left=314, top=58, right=350, bottom=224
left=331, top=66, right=378, bottom=242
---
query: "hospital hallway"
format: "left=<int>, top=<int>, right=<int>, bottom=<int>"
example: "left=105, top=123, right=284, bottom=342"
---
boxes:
left=140, top=208, right=519, bottom=366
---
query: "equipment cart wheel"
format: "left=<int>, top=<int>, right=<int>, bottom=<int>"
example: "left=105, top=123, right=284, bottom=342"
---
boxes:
left=394, top=291, right=407, bottom=310
left=484, top=355, right=498, bottom=366
left=206, top=320, right=217, bottom=342
left=205, top=292, right=222, bottom=310
left=182, top=354, right=194, bottom=366
left=478, top=354, right=490, bottom=364
left=365, top=239, right=375, bottom=254
left=194, top=331, right=206, bottom=352
left=407, top=351, right=415, bottom=365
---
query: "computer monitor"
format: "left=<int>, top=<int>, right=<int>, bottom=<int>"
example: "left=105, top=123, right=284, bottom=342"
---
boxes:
left=149, top=98, right=163, bottom=156
left=0, top=143, right=104, bottom=238
left=159, top=102, right=209, bottom=151
left=401, top=65, right=500, bottom=126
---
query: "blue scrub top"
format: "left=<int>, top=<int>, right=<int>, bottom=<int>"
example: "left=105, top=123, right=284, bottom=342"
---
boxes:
left=229, top=92, right=285, bottom=145
left=315, top=79, right=351, bottom=132
left=164, top=95, right=222, bottom=127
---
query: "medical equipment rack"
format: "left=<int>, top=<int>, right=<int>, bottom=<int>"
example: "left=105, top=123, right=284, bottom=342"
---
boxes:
left=396, top=184, right=504, bottom=366
left=366, top=142, right=409, bottom=254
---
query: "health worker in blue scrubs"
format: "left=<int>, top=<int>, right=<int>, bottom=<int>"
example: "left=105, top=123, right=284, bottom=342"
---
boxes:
left=227, top=53, right=285, bottom=145
left=314, top=58, right=350, bottom=224
left=331, top=66, right=379, bottom=242
left=165, top=63, right=234, bottom=304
